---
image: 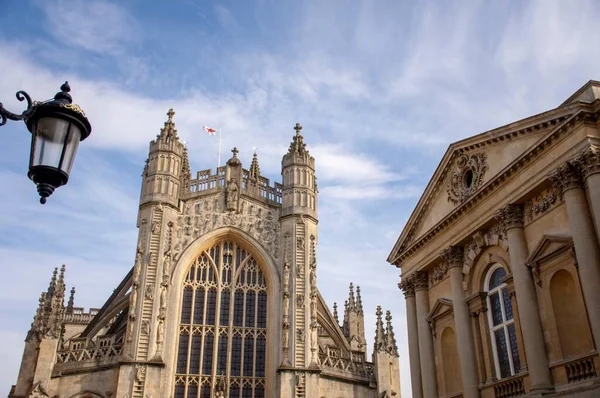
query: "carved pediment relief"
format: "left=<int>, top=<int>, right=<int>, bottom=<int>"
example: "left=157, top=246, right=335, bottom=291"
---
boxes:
left=447, top=152, right=488, bottom=205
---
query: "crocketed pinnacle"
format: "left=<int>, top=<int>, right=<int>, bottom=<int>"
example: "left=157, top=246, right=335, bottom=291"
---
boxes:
left=348, top=283, right=356, bottom=308
left=374, top=305, right=386, bottom=352
left=66, top=287, right=76, bottom=314
left=356, top=286, right=364, bottom=315
left=385, top=310, right=399, bottom=357
left=180, top=146, right=191, bottom=195
left=333, top=302, right=339, bottom=325
left=249, top=151, right=261, bottom=180
left=287, top=122, right=308, bottom=156
left=158, top=108, right=179, bottom=142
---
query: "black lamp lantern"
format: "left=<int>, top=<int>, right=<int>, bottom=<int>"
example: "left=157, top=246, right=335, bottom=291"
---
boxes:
left=0, top=82, right=92, bottom=204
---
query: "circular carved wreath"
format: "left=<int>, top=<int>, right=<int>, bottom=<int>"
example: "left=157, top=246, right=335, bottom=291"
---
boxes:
left=447, top=153, right=488, bottom=204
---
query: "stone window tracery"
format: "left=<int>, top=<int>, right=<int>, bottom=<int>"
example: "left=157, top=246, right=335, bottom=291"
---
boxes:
left=485, top=265, right=520, bottom=379
left=174, top=240, right=267, bottom=398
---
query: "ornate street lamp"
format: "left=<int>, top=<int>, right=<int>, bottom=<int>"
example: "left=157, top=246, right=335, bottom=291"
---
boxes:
left=0, top=82, right=92, bottom=204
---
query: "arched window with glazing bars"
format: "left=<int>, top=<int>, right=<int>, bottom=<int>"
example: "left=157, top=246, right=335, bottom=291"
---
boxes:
left=174, top=240, right=268, bottom=398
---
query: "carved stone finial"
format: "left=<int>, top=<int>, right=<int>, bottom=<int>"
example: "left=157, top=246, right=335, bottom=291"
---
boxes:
left=158, top=108, right=178, bottom=142
left=495, top=203, right=525, bottom=230
left=440, top=245, right=464, bottom=268
left=550, top=161, right=585, bottom=194
left=348, top=283, right=356, bottom=308
left=232, top=147, right=239, bottom=157
left=249, top=151, right=261, bottom=180
left=385, top=310, right=399, bottom=357
left=294, top=122, right=302, bottom=135
left=66, top=287, right=75, bottom=314
left=288, top=122, right=308, bottom=156
left=166, top=108, right=175, bottom=122
left=333, top=302, right=339, bottom=324
left=356, top=286, right=364, bottom=314
left=374, top=305, right=386, bottom=352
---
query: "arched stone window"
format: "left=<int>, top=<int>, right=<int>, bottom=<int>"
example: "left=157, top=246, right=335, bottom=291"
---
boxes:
left=174, top=240, right=268, bottom=398
left=485, top=265, right=520, bottom=379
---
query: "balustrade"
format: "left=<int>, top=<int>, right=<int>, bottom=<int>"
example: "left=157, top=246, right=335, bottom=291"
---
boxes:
left=492, top=375, right=526, bottom=398
left=565, top=354, right=597, bottom=384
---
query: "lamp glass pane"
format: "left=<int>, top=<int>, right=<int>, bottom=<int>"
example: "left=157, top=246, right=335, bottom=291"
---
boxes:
left=32, top=117, right=69, bottom=169
left=60, top=123, right=82, bottom=174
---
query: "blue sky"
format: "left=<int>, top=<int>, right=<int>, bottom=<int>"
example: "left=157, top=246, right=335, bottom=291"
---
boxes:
left=1, top=0, right=600, bottom=395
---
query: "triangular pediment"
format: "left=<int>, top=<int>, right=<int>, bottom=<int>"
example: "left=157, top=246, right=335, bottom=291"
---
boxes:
left=526, top=235, right=573, bottom=266
left=427, top=298, right=453, bottom=322
left=561, top=80, right=600, bottom=106
left=388, top=94, right=585, bottom=266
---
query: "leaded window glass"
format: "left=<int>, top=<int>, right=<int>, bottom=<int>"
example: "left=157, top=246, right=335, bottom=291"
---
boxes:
left=486, top=265, right=521, bottom=379
left=174, top=240, right=268, bottom=398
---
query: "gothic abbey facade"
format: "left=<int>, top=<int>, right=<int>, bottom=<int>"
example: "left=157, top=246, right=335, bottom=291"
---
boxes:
left=10, top=113, right=401, bottom=398
left=389, top=80, right=600, bottom=398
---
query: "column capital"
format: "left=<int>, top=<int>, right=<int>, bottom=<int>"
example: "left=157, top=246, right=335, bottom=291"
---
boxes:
left=573, top=142, right=600, bottom=179
left=550, top=161, right=584, bottom=193
left=398, top=277, right=415, bottom=298
left=440, top=245, right=464, bottom=268
left=494, top=203, right=524, bottom=230
left=413, top=271, right=429, bottom=291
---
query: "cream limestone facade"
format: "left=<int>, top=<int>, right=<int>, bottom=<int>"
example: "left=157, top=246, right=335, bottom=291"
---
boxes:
left=9, top=114, right=401, bottom=398
left=389, top=80, right=600, bottom=398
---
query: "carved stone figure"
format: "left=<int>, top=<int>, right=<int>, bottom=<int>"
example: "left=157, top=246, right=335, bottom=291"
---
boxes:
left=282, top=321, right=290, bottom=349
left=296, top=294, right=304, bottom=308
left=226, top=178, right=239, bottom=211
left=282, top=292, right=290, bottom=319
left=297, top=328, right=305, bottom=342
left=141, top=320, right=151, bottom=335
left=156, top=320, right=165, bottom=345
left=160, top=287, right=167, bottom=310
left=130, top=286, right=138, bottom=315
left=144, top=284, right=154, bottom=300
left=133, top=246, right=143, bottom=283
left=162, top=249, right=171, bottom=285
left=151, top=221, right=161, bottom=235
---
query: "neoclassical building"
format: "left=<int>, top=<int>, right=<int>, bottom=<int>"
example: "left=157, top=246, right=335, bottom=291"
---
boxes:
left=10, top=113, right=401, bottom=398
left=388, top=80, right=600, bottom=398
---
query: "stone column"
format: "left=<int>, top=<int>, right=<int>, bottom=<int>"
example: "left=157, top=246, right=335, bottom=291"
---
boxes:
left=575, top=142, right=600, bottom=244
left=551, top=161, right=600, bottom=349
left=442, top=246, right=480, bottom=398
left=495, top=204, right=553, bottom=393
left=468, top=292, right=494, bottom=384
left=413, top=271, right=438, bottom=398
left=399, top=278, right=423, bottom=398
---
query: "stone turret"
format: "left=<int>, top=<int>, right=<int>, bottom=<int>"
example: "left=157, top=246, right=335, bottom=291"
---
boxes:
left=278, top=123, right=320, bottom=398
left=139, top=109, right=186, bottom=209
left=13, top=266, right=68, bottom=397
left=373, top=306, right=401, bottom=397
left=343, top=283, right=366, bottom=354
left=281, top=123, right=318, bottom=219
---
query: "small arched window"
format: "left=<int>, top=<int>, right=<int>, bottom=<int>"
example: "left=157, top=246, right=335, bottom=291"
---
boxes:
left=485, top=265, right=521, bottom=379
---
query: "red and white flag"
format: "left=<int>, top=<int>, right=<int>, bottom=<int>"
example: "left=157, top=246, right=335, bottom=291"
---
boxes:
left=203, top=125, right=217, bottom=135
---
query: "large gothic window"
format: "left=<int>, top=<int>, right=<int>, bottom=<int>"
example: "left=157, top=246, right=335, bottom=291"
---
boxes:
left=485, top=265, right=520, bottom=379
left=174, top=240, right=268, bottom=398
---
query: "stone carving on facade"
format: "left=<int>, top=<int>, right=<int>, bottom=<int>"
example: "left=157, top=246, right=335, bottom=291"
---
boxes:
left=574, top=142, right=600, bottom=178
left=412, top=271, right=429, bottom=291
left=447, top=152, right=488, bottom=204
left=151, top=221, right=161, bottom=236
left=173, top=197, right=280, bottom=261
left=428, top=262, right=448, bottom=286
left=144, top=284, right=154, bottom=301
left=141, top=320, right=151, bottom=335
left=495, top=203, right=524, bottom=230
left=135, top=364, right=146, bottom=381
left=281, top=234, right=291, bottom=362
left=226, top=178, right=239, bottom=211
left=297, top=328, right=305, bottom=342
left=296, top=294, right=304, bottom=308
left=398, top=277, right=415, bottom=297
left=155, top=319, right=165, bottom=355
left=524, top=188, right=562, bottom=223
left=550, top=161, right=585, bottom=194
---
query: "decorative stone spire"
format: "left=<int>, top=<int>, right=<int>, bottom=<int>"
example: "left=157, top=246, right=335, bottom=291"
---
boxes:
left=385, top=310, right=399, bottom=357
left=374, top=305, right=386, bottom=352
left=288, top=122, right=308, bottom=156
left=66, top=287, right=75, bottom=314
left=157, top=108, right=179, bottom=142
left=333, top=302, right=339, bottom=325
left=356, top=286, right=364, bottom=314
left=249, top=151, right=261, bottom=180
left=180, top=146, right=191, bottom=196
left=26, top=292, right=47, bottom=341
left=348, top=283, right=356, bottom=309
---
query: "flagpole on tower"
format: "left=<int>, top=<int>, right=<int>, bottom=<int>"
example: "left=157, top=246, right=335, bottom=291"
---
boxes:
left=217, top=125, right=222, bottom=171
